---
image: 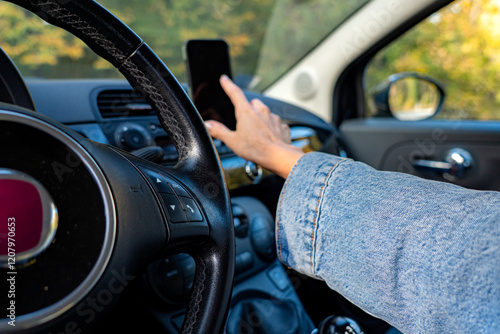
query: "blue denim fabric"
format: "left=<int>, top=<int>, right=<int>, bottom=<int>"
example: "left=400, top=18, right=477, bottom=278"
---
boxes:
left=276, top=152, right=500, bottom=333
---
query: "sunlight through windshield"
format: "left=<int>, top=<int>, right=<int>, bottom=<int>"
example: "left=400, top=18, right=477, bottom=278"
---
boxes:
left=0, top=0, right=369, bottom=91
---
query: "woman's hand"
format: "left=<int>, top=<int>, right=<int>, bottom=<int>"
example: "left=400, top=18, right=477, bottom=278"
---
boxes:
left=205, top=75, right=304, bottom=179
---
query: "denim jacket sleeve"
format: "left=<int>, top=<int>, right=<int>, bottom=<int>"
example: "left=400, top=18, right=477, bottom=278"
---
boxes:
left=276, top=152, right=500, bottom=334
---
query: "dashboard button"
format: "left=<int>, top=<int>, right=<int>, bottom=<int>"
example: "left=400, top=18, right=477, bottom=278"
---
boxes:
left=160, top=193, right=187, bottom=223
left=235, top=251, right=254, bottom=274
left=178, top=197, right=203, bottom=222
left=251, top=215, right=276, bottom=261
left=114, top=123, right=153, bottom=150
left=268, top=266, right=289, bottom=291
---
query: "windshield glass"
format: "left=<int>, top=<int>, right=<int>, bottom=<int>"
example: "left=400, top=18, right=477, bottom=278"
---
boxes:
left=0, top=0, right=369, bottom=91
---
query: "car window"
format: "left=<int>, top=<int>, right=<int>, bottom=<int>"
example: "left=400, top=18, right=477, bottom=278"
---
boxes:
left=0, top=0, right=368, bottom=92
left=364, top=0, right=500, bottom=121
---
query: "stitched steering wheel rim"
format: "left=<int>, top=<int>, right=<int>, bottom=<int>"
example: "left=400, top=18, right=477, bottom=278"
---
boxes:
left=2, top=1, right=235, bottom=333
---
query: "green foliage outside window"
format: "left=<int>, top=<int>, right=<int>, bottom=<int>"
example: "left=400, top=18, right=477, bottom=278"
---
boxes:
left=0, top=0, right=367, bottom=91
left=365, top=0, right=500, bottom=120
left=2, top=0, right=498, bottom=120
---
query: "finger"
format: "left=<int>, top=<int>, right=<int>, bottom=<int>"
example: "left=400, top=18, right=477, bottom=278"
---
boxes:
left=250, top=99, right=269, bottom=113
left=271, top=113, right=281, bottom=125
left=205, top=120, right=234, bottom=143
left=270, top=113, right=282, bottom=133
left=281, top=123, right=291, bottom=144
left=220, top=75, right=249, bottom=112
left=280, top=123, right=290, bottom=133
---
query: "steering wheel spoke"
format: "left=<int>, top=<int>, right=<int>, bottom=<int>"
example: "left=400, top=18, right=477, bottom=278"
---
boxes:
left=133, top=160, right=210, bottom=252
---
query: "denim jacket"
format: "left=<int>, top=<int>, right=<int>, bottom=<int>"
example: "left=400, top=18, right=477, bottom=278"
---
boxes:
left=276, top=152, right=500, bottom=333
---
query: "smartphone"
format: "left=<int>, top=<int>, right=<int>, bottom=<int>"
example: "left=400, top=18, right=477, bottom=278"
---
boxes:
left=184, top=39, right=236, bottom=130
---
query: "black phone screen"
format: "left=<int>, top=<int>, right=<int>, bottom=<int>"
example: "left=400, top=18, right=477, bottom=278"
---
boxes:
left=185, top=39, right=236, bottom=130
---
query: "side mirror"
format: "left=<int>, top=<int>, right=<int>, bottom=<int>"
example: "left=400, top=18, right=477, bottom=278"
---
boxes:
left=371, top=72, right=445, bottom=121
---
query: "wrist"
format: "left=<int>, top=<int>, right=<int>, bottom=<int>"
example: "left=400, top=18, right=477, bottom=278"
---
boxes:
left=261, top=143, right=304, bottom=179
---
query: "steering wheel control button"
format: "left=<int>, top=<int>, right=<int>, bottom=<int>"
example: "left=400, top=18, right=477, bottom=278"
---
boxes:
left=178, top=197, right=203, bottom=222
left=139, top=166, right=201, bottom=222
left=0, top=169, right=58, bottom=267
left=167, top=181, right=190, bottom=198
left=155, top=257, right=184, bottom=300
left=180, top=255, right=196, bottom=278
left=140, top=167, right=174, bottom=194
left=160, top=193, right=187, bottom=223
left=147, top=254, right=196, bottom=305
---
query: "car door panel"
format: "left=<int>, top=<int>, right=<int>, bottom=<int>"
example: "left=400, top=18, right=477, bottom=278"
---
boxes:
left=340, top=119, right=500, bottom=191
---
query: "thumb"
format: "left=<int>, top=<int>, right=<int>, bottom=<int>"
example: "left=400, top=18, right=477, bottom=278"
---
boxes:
left=205, top=120, right=234, bottom=143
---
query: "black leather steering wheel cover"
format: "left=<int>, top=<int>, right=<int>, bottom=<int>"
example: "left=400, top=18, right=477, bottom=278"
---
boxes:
left=0, top=46, right=35, bottom=111
left=5, top=1, right=235, bottom=333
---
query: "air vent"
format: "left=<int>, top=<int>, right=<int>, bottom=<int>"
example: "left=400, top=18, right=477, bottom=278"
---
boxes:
left=96, top=90, right=155, bottom=118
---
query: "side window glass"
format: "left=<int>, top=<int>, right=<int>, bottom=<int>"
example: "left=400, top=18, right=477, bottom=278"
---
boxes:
left=364, top=0, right=500, bottom=121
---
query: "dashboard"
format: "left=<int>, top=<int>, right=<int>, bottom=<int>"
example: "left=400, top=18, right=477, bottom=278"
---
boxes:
left=17, top=77, right=337, bottom=332
left=26, top=79, right=337, bottom=190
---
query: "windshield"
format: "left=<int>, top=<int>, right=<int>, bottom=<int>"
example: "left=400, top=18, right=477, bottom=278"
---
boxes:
left=0, top=0, right=369, bottom=91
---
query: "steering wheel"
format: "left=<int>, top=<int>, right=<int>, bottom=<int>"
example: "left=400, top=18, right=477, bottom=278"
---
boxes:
left=0, top=0, right=235, bottom=333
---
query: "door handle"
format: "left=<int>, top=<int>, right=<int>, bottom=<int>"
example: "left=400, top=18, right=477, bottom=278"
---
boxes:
left=412, top=148, right=472, bottom=179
